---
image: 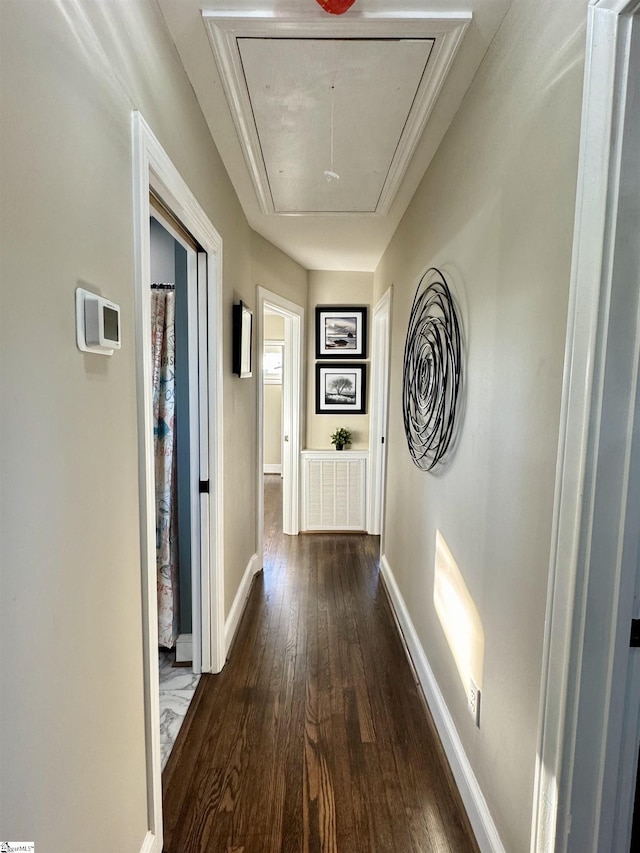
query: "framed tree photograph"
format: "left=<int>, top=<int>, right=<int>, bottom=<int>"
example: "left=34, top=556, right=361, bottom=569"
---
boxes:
left=315, top=363, right=367, bottom=414
left=315, top=306, right=367, bottom=359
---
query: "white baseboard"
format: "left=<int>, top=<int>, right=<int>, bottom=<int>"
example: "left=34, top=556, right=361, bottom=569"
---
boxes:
left=380, top=554, right=505, bottom=853
left=175, top=632, right=192, bottom=663
left=225, top=553, right=261, bottom=655
left=264, top=463, right=282, bottom=474
left=139, top=830, right=162, bottom=853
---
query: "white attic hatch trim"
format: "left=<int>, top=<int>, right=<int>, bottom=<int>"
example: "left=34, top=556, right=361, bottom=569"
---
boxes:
left=203, top=11, right=470, bottom=217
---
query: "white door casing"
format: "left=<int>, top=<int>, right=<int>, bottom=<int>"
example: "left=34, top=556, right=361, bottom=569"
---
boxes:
left=367, top=287, right=392, bottom=537
left=532, top=2, right=640, bottom=851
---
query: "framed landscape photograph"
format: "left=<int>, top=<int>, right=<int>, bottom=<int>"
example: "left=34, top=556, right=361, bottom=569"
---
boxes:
left=315, top=306, right=367, bottom=359
left=315, top=363, right=367, bottom=414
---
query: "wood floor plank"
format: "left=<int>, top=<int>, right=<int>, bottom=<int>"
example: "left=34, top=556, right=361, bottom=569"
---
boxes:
left=162, top=475, right=479, bottom=853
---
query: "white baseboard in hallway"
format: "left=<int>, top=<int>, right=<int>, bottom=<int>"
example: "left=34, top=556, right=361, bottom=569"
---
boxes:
left=225, top=553, right=261, bottom=656
left=380, top=553, right=506, bottom=853
left=139, top=829, right=161, bottom=853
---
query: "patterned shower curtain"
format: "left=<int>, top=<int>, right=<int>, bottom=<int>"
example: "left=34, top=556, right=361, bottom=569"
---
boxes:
left=151, top=286, right=179, bottom=649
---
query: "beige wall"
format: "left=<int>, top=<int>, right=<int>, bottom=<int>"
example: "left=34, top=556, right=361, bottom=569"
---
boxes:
left=0, top=0, right=265, bottom=849
left=264, top=384, right=282, bottom=466
left=374, top=1, right=587, bottom=850
left=251, top=231, right=308, bottom=309
left=252, top=233, right=309, bottom=456
left=307, top=270, right=373, bottom=450
left=264, top=312, right=286, bottom=341
left=264, top=314, right=284, bottom=467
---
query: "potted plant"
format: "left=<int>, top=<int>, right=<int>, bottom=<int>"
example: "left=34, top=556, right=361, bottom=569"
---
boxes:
left=330, top=427, right=352, bottom=451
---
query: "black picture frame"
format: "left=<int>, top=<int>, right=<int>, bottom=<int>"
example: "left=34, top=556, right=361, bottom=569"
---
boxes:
left=315, top=305, right=367, bottom=359
left=232, top=301, right=253, bottom=378
left=315, top=363, right=367, bottom=414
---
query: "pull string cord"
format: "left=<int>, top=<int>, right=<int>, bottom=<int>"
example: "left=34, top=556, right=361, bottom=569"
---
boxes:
left=324, top=46, right=340, bottom=182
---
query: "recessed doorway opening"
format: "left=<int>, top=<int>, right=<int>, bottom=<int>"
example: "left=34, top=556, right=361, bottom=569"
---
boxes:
left=149, top=209, right=203, bottom=769
left=132, top=112, right=225, bottom=853
left=256, top=288, right=304, bottom=556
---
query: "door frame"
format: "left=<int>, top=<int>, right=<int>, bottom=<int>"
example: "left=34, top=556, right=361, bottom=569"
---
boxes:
left=256, top=287, right=304, bottom=544
left=367, top=287, right=392, bottom=538
left=132, top=112, right=225, bottom=851
left=532, top=2, right=640, bottom=850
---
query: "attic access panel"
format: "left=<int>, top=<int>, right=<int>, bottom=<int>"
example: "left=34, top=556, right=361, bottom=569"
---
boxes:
left=204, top=13, right=471, bottom=217
left=238, top=37, right=434, bottom=214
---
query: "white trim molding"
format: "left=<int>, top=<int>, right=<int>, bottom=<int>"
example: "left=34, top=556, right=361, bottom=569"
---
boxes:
left=202, top=11, right=470, bottom=217
left=139, top=830, right=162, bottom=853
left=532, top=3, right=640, bottom=852
left=367, top=287, right=393, bottom=536
left=380, top=554, right=505, bottom=853
left=264, top=463, right=282, bottom=474
left=225, top=553, right=261, bottom=656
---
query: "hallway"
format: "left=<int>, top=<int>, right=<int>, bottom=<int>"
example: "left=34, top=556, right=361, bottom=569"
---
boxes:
left=162, top=476, right=478, bottom=852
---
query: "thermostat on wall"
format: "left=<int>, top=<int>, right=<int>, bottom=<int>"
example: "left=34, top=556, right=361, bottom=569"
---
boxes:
left=76, top=287, right=121, bottom=355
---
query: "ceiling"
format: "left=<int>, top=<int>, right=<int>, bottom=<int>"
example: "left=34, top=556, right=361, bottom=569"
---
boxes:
left=157, top=0, right=513, bottom=271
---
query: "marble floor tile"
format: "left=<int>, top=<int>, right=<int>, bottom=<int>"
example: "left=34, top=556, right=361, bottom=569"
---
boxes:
left=160, top=666, right=200, bottom=692
left=158, top=651, right=200, bottom=770
left=159, top=650, right=175, bottom=682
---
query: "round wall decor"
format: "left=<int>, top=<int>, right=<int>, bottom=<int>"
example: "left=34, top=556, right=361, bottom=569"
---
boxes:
left=402, top=267, right=463, bottom=472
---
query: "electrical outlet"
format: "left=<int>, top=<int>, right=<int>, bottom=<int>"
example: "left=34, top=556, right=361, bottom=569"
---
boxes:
left=468, top=678, right=481, bottom=727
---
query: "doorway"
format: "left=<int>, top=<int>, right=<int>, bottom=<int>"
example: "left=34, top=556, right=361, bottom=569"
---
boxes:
left=257, top=288, right=304, bottom=554
left=263, top=318, right=285, bottom=480
left=262, top=310, right=285, bottom=568
left=149, top=210, right=203, bottom=769
left=133, top=112, right=225, bottom=853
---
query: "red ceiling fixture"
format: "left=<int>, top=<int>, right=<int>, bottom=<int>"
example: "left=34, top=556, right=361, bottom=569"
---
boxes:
left=315, top=0, right=357, bottom=14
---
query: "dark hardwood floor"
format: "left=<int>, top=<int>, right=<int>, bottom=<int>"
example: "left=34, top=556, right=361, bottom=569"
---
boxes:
left=162, top=475, right=479, bottom=852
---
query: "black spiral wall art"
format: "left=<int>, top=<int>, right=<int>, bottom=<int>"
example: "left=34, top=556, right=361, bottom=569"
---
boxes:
left=402, top=268, right=463, bottom=472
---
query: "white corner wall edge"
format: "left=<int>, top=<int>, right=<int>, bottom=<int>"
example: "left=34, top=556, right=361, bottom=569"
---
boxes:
left=139, top=830, right=162, bottom=853
left=225, top=553, right=261, bottom=656
left=380, top=554, right=506, bottom=853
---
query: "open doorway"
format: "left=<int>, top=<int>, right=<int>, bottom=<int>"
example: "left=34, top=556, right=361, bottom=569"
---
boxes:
left=149, top=210, right=202, bottom=769
left=133, top=112, right=225, bottom=852
left=256, top=288, right=304, bottom=558
left=262, top=309, right=286, bottom=555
